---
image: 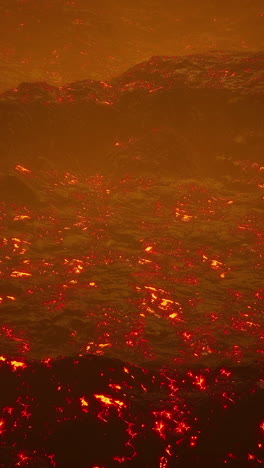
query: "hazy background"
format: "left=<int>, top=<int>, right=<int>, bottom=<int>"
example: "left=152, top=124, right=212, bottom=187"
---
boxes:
left=0, top=0, right=264, bottom=92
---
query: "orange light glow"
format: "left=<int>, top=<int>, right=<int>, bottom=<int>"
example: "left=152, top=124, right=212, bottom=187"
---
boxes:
left=10, top=271, right=32, bottom=278
left=169, top=313, right=178, bottom=319
left=182, top=214, right=193, bottom=222
left=13, top=215, right=31, bottom=221
left=10, top=360, right=26, bottom=371
left=145, top=246, right=153, bottom=252
left=160, top=298, right=174, bottom=308
left=94, top=394, right=125, bottom=408
left=138, top=258, right=152, bottom=264
left=159, top=456, right=168, bottom=468
left=0, top=423, right=4, bottom=435
left=15, top=165, right=31, bottom=173
left=94, top=394, right=112, bottom=405
left=211, top=259, right=223, bottom=269
left=190, top=435, right=198, bottom=447
left=80, top=397, right=89, bottom=409
left=109, top=384, right=121, bottom=390
left=176, top=421, right=190, bottom=434
left=154, top=420, right=166, bottom=439
left=16, top=452, right=30, bottom=466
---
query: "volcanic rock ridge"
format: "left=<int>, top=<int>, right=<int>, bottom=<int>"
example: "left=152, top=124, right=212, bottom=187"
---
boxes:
left=0, top=50, right=263, bottom=175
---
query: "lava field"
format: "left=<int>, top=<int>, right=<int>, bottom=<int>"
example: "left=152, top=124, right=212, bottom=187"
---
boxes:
left=0, top=161, right=263, bottom=467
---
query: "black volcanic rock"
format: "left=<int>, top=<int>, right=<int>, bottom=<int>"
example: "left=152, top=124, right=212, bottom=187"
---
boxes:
left=0, top=172, right=40, bottom=204
left=0, top=355, right=263, bottom=468
left=0, top=51, right=263, bottom=176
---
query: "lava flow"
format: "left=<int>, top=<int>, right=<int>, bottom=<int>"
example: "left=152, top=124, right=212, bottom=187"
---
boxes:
left=0, top=161, right=263, bottom=467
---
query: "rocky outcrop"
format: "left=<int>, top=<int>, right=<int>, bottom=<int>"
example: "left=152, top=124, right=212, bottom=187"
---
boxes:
left=0, top=51, right=263, bottom=176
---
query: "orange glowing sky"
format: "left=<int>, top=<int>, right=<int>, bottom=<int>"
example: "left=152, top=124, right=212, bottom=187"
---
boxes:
left=0, top=0, right=264, bottom=92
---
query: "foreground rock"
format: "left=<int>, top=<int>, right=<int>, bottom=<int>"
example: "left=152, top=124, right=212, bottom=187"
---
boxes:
left=0, top=354, right=263, bottom=467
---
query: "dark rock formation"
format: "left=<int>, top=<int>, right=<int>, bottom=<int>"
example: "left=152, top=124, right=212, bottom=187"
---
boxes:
left=0, top=51, right=263, bottom=176
left=0, top=355, right=263, bottom=467
left=0, top=172, right=40, bottom=204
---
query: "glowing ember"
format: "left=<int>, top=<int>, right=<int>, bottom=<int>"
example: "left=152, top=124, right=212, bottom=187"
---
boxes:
left=16, top=452, right=30, bottom=466
left=13, top=215, right=31, bottom=221
left=80, top=397, right=89, bottom=407
left=15, top=165, right=31, bottom=174
left=10, top=271, right=32, bottom=278
left=145, top=246, right=153, bottom=252
left=10, top=360, right=26, bottom=371
left=0, top=419, right=4, bottom=434
left=94, top=394, right=125, bottom=408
